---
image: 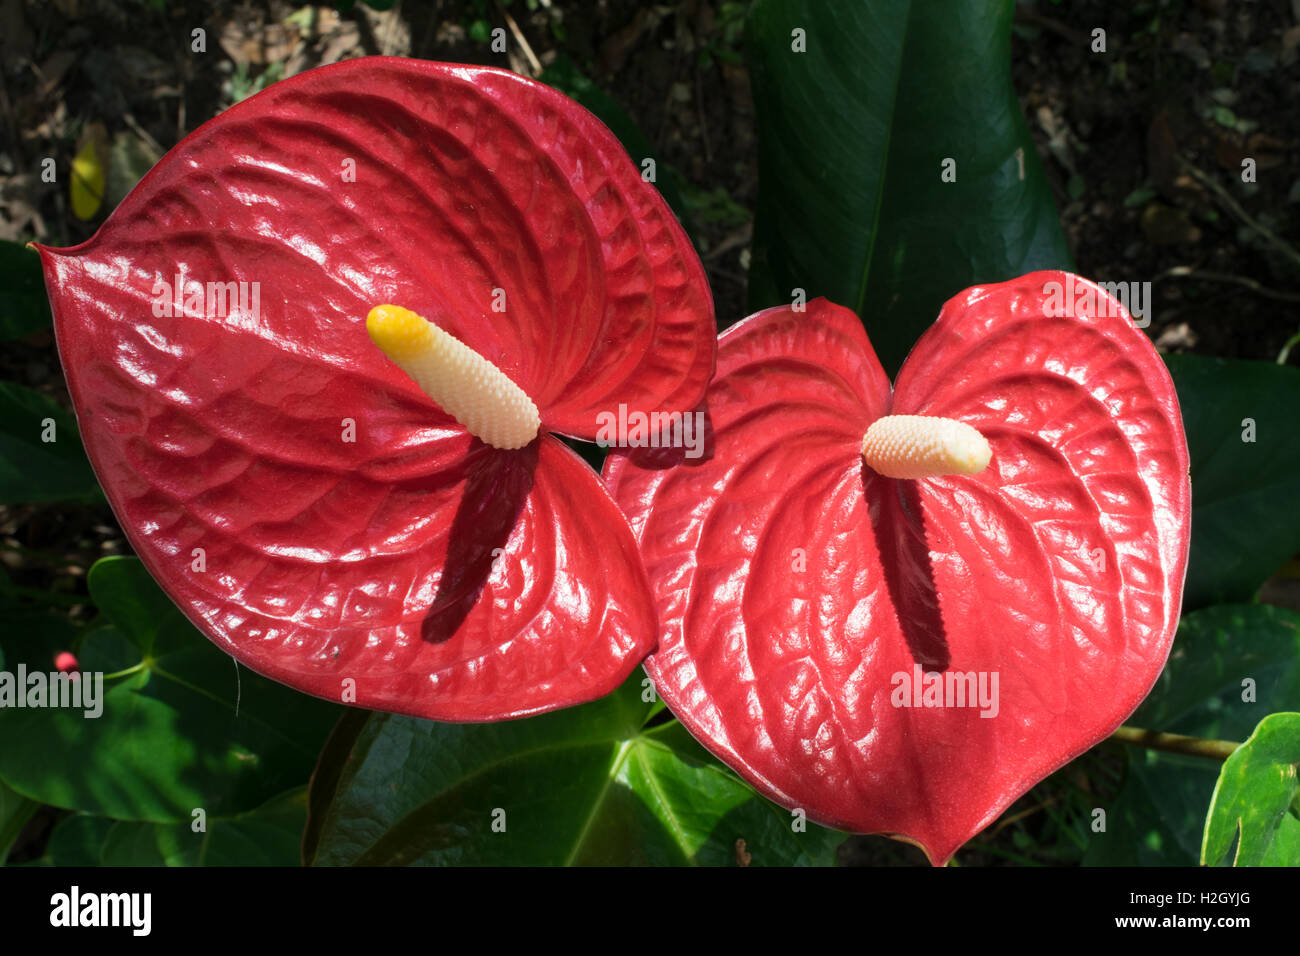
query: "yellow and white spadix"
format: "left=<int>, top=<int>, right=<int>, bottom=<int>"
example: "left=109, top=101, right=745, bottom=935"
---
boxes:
left=366, top=304, right=541, bottom=450
left=861, top=414, right=991, bottom=480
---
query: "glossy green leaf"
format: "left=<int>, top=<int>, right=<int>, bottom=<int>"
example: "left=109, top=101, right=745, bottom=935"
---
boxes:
left=100, top=788, right=309, bottom=866
left=0, top=240, right=52, bottom=340
left=746, top=0, right=1071, bottom=373
left=0, top=382, right=100, bottom=504
left=307, top=672, right=843, bottom=866
left=1084, top=605, right=1300, bottom=865
left=1166, top=355, right=1300, bottom=609
left=0, top=556, right=342, bottom=822
left=1202, top=712, right=1300, bottom=866
left=618, top=719, right=842, bottom=866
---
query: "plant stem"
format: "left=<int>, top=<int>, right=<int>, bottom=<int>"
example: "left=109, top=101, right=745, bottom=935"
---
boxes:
left=1109, top=725, right=1239, bottom=761
left=1278, top=327, right=1300, bottom=365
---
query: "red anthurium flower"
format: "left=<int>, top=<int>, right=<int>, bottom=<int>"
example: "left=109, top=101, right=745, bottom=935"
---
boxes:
left=604, top=272, right=1191, bottom=864
left=35, top=57, right=715, bottom=721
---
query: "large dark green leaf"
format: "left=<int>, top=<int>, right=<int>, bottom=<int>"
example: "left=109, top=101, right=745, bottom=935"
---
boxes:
left=0, top=240, right=52, bottom=340
left=746, top=0, right=1071, bottom=373
left=307, top=672, right=843, bottom=866
left=0, top=557, right=342, bottom=822
left=0, top=382, right=100, bottom=504
left=1201, top=712, right=1300, bottom=866
left=1166, top=355, right=1300, bottom=609
left=21, top=814, right=116, bottom=866
left=1084, top=605, right=1300, bottom=865
left=100, top=788, right=309, bottom=866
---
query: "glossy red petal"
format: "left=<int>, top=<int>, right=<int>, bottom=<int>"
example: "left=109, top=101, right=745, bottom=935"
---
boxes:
left=459, top=68, right=717, bottom=436
left=52, top=296, right=653, bottom=720
left=41, top=58, right=713, bottom=435
left=606, top=278, right=1190, bottom=864
left=35, top=57, right=692, bottom=719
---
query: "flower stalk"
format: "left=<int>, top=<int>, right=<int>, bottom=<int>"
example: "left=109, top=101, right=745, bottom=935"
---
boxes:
left=1109, top=725, right=1240, bottom=761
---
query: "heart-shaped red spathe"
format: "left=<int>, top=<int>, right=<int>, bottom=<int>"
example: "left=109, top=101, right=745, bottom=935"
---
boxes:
left=604, top=272, right=1191, bottom=864
left=36, top=57, right=716, bottom=722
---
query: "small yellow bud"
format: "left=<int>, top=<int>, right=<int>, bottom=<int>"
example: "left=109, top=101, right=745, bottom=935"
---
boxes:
left=861, top=415, right=991, bottom=480
left=366, top=305, right=540, bottom=450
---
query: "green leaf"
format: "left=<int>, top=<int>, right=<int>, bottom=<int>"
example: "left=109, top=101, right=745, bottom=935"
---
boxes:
left=0, top=382, right=101, bottom=504
left=307, top=672, right=843, bottom=866
left=25, top=814, right=116, bottom=866
left=1084, top=605, right=1300, bottom=865
left=0, top=557, right=343, bottom=822
left=301, top=708, right=369, bottom=866
left=1087, top=748, right=1223, bottom=866
left=0, top=240, right=52, bottom=340
left=1211, top=105, right=1237, bottom=129
left=621, top=720, right=844, bottom=866
left=1166, top=355, right=1300, bottom=608
left=746, top=0, right=1071, bottom=373
left=0, top=780, right=38, bottom=865
left=1123, top=186, right=1157, bottom=208
left=1202, top=712, right=1300, bottom=866
left=539, top=54, right=695, bottom=240
left=100, top=788, right=309, bottom=866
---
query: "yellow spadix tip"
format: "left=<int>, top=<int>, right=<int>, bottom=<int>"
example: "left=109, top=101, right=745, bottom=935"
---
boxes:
left=365, top=303, right=541, bottom=450
left=366, top=305, right=432, bottom=365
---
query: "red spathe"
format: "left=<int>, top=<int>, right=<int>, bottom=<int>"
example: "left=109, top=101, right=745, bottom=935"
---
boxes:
left=36, top=57, right=717, bottom=722
left=605, top=273, right=1191, bottom=864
